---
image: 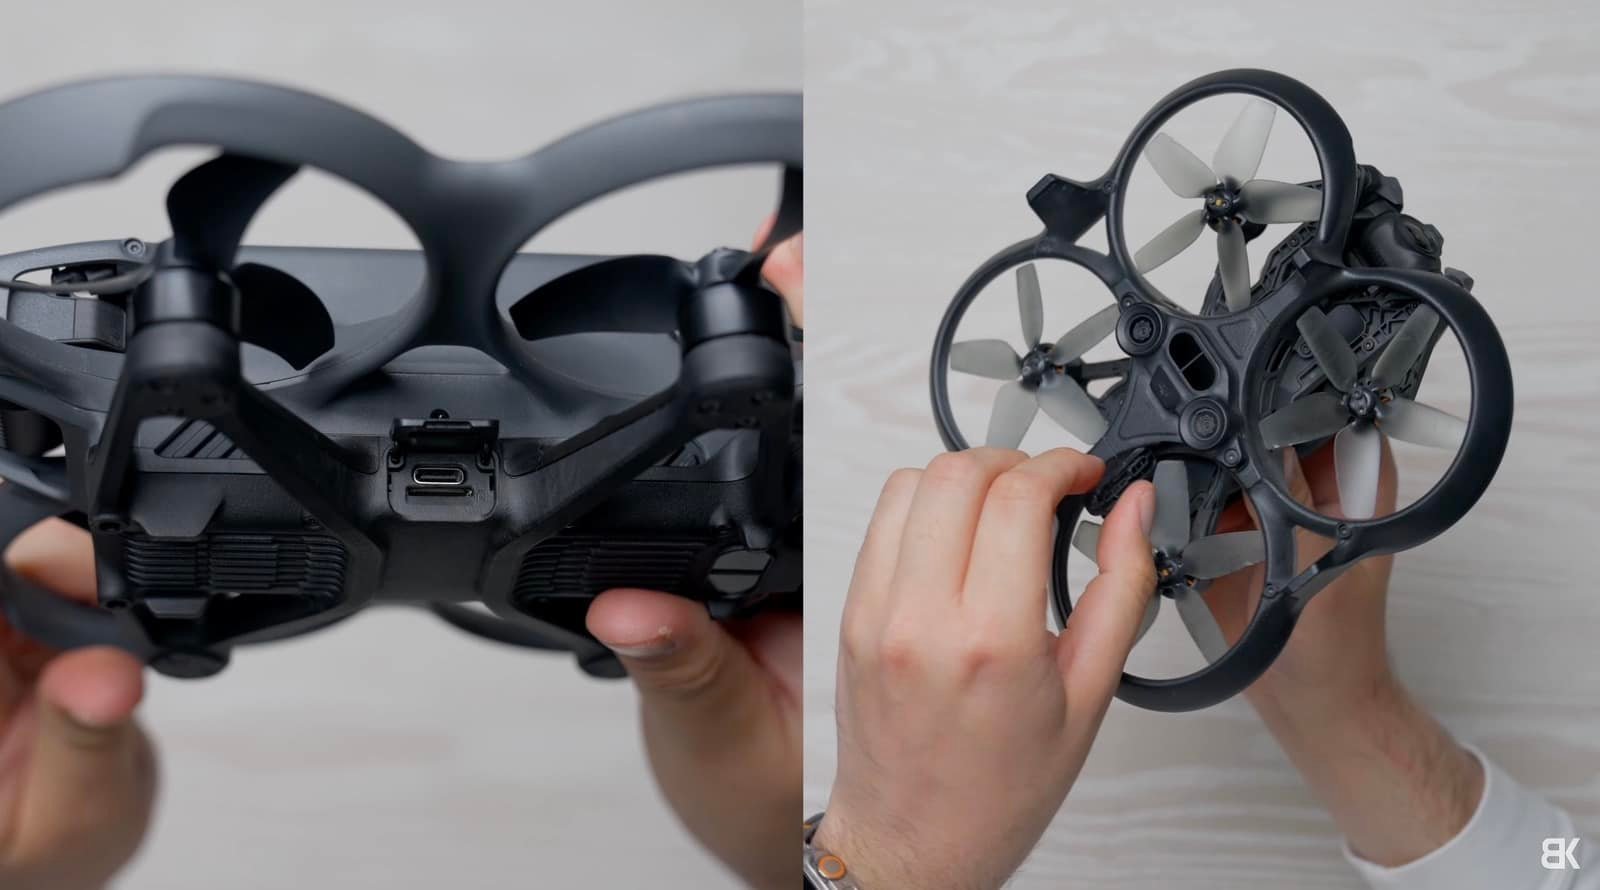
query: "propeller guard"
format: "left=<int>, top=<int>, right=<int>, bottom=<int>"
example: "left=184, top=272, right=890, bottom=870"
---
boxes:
left=930, top=69, right=1513, bottom=712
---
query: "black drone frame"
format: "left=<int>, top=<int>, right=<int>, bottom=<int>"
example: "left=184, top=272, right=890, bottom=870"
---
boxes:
left=930, top=69, right=1512, bottom=712
left=0, top=76, right=802, bottom=680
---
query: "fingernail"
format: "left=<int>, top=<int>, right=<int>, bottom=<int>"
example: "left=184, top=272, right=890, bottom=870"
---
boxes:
left=1136, top=484, right=1156, bottom=536
left=603, top=625, right=677, bottom=659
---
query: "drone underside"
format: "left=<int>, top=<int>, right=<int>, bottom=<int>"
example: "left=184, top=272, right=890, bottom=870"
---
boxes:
left=931, top=69, right=1512, bottom=712
left=0, top=77, right=803, bottom=680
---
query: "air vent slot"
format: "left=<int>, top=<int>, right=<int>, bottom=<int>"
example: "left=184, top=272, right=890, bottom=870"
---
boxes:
left=123, top=533, right=346, bottom=600
left=1167, top=331, right=1216, bottom=391
left=513, top=532, right=723, bottom=602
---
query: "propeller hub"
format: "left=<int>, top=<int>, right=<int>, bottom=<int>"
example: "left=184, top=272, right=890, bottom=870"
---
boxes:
left=1344, top=385, right=1379, bottom=421
left=1152, top=549, right=1190, bottom=597
left=1019, top=347, right=1053, bottom=384
left=1202, top=185, right=1244, bottom=225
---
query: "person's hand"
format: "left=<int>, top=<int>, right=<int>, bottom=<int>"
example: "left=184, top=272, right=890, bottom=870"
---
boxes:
left=815, top=448, right=1157, bottom=890
left=583, top=222, right=801, bottom=890
left=0, top=519, right=158, bottom=890
left=1202, top=443, right=1483, bottom=865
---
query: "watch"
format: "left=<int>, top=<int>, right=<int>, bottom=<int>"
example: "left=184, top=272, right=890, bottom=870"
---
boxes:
left=803, top=812, right=861, bottom=889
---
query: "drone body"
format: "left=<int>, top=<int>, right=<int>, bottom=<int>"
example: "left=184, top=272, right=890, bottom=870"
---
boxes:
left=0, top=77, right=803, bottom=680
left=931, top=69, right=1512, bottom=712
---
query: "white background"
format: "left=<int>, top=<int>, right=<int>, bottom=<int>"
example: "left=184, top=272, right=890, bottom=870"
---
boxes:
left=0, top=1, right=798, bottom=887
left=804, top=1, right=1600, bottom=887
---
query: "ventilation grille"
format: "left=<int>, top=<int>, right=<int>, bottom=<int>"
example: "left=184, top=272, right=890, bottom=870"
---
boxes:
left=513, top=532, right=719, bottom=601
left=124, top=533, right=347, bottom=599
left=155, top=420, right=244, bottom=460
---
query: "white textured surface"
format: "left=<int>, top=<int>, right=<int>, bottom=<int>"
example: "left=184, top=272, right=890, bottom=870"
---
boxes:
left=0, top=1, right=798, bottom=887
left=804, top=1, right=1600, bottom=887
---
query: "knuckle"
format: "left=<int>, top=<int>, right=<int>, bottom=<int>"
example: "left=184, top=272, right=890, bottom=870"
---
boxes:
left=881, top=467, right=922, bottom=500
left=923, top=451, right=983, bottom=488
left=876, top=628, right=926, bottom=675
left=987, top=468, right=1047, bottom=509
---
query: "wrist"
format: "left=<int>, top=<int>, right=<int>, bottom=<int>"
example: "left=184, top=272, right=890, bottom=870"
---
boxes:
left=810, top=809, right=998, bottom=890
left=1260, top=677, right=1483, bottom=866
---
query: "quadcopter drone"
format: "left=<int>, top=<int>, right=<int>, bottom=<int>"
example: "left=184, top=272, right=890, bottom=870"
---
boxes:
left=0, top=76, right=802, bottom=680
left=931, top=69, right=1511, bottom=712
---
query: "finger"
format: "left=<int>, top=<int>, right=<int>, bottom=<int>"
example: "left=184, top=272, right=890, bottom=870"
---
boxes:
left=586, top=589, right=765, bottom=720
left=1058, top=481, right=1157, bottom=713
left=15, top=647, right=154, bottom=864
left=841, top=468, right=921, bottom=642
left=5, top=519, right=97, bottom=603
left=891, top=449, right=1029, bottom=611
left=0, top=519, right=99, bottom=714
left=752, top=216, right=803, bottom=327
left=963, top=449, right=1106, bottom=632
left=765, top=234, right=803, bottom=327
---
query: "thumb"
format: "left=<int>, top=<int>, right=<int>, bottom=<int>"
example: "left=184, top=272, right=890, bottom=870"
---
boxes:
left=1058, top=481, right=1158, bottom=711
left=587, top=589, right=763, bottom=714
left=16, top=647, right=155, bottom=866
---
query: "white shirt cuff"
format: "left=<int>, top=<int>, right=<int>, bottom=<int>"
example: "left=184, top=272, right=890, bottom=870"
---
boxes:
left=1344, top=745, right=1592, bottom=890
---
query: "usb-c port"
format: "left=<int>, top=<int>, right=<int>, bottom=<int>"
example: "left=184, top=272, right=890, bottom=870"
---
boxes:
left=412, top=465, right=467, bottom=486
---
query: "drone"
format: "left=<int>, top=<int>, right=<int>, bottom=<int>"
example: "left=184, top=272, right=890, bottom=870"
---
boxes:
left=931, top=69, right=1511, bottom=712
left=0, top=76, right=802, bottom=680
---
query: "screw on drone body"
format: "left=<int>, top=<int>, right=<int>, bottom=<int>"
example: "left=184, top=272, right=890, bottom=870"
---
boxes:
left=429, top=409, right=450, bottom=419
left=386, top=449, right=405, bottom=469
left=122, top=238, right=146, bottom=257
left=1337, top=522, right=1352, bottom=538
left=1222, top=447, right=1242, bottom=467
left=91, top=515, right=125, bottom=534
left=104, top=597, right=130, bottom=611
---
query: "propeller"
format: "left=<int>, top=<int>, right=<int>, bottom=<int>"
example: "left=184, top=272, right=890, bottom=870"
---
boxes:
left=1134, top=99, right=1323, bottom=312
left=508, top=166, right=801, bottom=341
left=1259, top=305, right=1465, bottom=518
left=2, top=154, right=336, bottom=371
left=1072, top=460, right=1264, bottom=660
left=948, top=263, right=1119, bottom=448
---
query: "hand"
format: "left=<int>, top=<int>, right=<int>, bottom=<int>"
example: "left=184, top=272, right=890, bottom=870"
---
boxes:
left=0, top=519, right=157, bottom=890
left=1203, top=443, right=1482, bottom=865
left=816, top=448, right=1157, bottom=890
left=583, top=222, right=801, bottom=890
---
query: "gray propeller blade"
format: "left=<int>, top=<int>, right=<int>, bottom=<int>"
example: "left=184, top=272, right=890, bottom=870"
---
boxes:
left=1036, top=378, right=1109, bottom=443
left=951, top=339, right=1023, bottom=380
left=1144, top=133, right=1217, bottom=198
left=1333, top=422, right=1382, bottom=519
left=1047, top=304, right=1121, bottom=364
left=1216, top=219, right=1252, bottom=311
left=1381, top=397, right=1467, bottom=450
left=1181, top=532, right=1267, bottom=580
left=1213, top=99, right=1276, bottom=186
left=1074, top=520, right=1161, bottom=644
left=1135, top=208, right=1207, bottom=273
left=1239, top=180, right=1322, bottom=224
left=1016, top=264, right=1044, bottom=348
left=986, top=380, right=1038, bottom=448
left=1072, top=520, right=1102, bottom=560
left=1260, top=391, right=1351, bottom=449
left=1369, top=305, right=1440, bottom=389
left=1296, top=307, right=1358, bottom=392
left=1174, top=586, right=1230, bottom=662
left=1151, top=460, right=1192, bottom=553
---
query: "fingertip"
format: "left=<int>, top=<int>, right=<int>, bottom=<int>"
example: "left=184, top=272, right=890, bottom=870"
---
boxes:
left=764, top=233, right=804, bottom=324
left=1115, top=480, right=1156, bottom=541
left=38, top=647, right=145, bottom=729
left=4, top=519, right=98, bottom=604
left=586, top=589, right=710, bottom=657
